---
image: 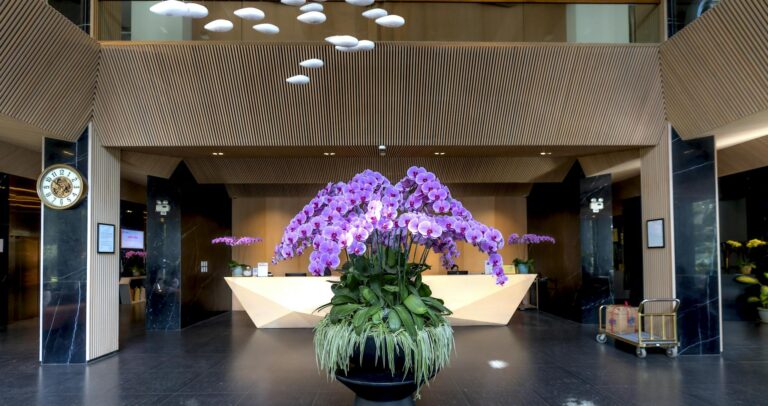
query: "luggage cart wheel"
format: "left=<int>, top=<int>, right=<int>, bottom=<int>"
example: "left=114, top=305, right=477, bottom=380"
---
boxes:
left=636, top=348, right=647, bottom=358
left=666, top=347, right=678, bottom=358
left=596, top=334, right=607, bottom=344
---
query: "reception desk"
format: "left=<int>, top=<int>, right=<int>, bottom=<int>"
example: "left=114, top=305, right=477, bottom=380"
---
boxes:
left=226, top=274, right=536, bottom=328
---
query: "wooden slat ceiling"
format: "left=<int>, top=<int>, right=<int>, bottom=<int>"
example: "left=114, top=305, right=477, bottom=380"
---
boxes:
left=94, top=42, right=666, bottom=148
left=226, top=182, right=533, bottom=198
left=660, top=0, right=768, bottom=140
left=0, top=139, right=41, bottom=180
left=0, top=0, right=99, bottom=144
left=717, top=135, right=768, bottom=177
left=186, top=156, right=576, bottom=184
left=120, top=151, right=183, bottom=185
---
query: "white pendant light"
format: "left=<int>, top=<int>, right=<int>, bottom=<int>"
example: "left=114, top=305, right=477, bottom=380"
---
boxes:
left=297, top=11, right=326, bottom=24
left=300, top=3, right=324, bottom=12
left=375, top=15, right=405, bottom=28
left=281, top=0, right=306, bottom=6
left=300, top=58, right=324, bottom=69
left=346, top=0, right=375, bottom=6
left=204, top=19, right=234, bottom=32
left=287, top=75, right=310, bottom=85
left=362, top=8, right=387, bottom=20
left=253, top=23, right=280, bottom=35
left=150, top=1, right=188, bottom=17
left=336, top=40, right=375, bottom=52
left=234, top=7, right=265, bottom=21
left=325, top=35, right=358, bottom=47
left=185, top=3, right=208, bottom=19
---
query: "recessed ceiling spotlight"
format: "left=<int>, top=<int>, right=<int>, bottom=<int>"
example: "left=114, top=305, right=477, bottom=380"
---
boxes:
left=540, top=151, right=552, bottom=156
left=378, top=145, right=387, bottom=150
left=434, top=152, right=446, bottom=156
left=323, top=152, right=336, bottom=156
left=212, top=152, right=224, bottom=156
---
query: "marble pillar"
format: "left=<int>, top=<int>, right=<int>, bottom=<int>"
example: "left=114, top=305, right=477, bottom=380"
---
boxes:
left=0, top=174, right=8, bottom=330
left=145, top=176, right=182, bottom=331
left=41, top=135, right=89, bottom=364
left=579, top=174, right=614, bottom=323
left=671, top=132, right=721, bottom=355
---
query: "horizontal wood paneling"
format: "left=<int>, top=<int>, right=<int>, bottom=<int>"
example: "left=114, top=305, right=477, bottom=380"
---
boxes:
left=717, top=135, right=768, bottom=177
left=660, top=0, right=768, bottom=139
left=95, top=42, right=666, bottom=148
left=186, top=156, right=576, bottom=184
left=0, top=139, right=41, bottom=180
left=0, top=0, right=99, bottom=142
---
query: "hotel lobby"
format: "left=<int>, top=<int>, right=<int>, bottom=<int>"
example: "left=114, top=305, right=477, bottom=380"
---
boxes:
left=1, top=0, right=768, bottom=405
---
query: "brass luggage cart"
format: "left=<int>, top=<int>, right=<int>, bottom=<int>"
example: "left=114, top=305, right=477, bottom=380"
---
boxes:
left=596, top=298, right=681, bottom=358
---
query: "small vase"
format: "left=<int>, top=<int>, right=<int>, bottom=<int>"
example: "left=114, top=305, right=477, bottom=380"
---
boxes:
left=517, top=264, right=529, bottom=274
left=232, top=266, right=244, bottom=277
left=740, top=265, right=754, bottom=275
left=759, top=308, right=768, bottom=324
left=243, top=266, right=253, bottom=277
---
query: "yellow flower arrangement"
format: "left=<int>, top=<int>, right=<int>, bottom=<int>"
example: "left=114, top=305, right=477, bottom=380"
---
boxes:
left=747, top=239, right=767, bottom=249
left=726, top=240, right=743, bottom=248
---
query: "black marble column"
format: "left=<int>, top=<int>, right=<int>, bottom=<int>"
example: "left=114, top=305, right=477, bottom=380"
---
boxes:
left=0, top=174, right=9, bottom=331
left=579, top=175, right=615, bottom=323
left=41, top=134, right=89, bottom=364
left=145, top=176, right=182, bottom=331
left=671, top=132, right=721, bottom=355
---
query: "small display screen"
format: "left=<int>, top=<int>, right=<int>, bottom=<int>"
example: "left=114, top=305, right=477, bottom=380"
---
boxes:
left=121, top=229, right=145, bottom=250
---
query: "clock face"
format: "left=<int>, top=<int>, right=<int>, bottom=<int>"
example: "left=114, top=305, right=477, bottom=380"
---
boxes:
left=37, top=164, right=87, bottom=210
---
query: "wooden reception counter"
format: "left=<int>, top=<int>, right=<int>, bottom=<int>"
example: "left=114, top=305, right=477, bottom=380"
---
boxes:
left=226, top=274, right=536, bottom=328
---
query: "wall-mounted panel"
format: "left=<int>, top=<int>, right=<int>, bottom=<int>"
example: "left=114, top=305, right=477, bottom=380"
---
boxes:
left=0, top=0, right=99, bottom=143
left=660, top=0, right=768, bottom=139
left=95, top=42, right=666, bottom=148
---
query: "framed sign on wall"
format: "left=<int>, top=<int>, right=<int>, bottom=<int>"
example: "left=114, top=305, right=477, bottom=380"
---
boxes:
left=98, top=223, right=116, bottom=254
left=647, top=218, right=665, bottom=249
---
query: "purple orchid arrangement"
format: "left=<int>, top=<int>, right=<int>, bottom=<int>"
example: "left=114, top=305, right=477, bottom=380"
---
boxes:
left=124, top=250, right=146, bottom=259
left=272, top=167, right=508, bottom=285
left=507, top=233, right=556, bottom=245
left=211, top=236, right=263, bottom=246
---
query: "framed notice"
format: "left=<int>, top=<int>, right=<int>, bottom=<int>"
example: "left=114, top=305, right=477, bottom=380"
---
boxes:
left=97, top=223, right=116, bottom=254
left=647, top=219, right=665, bottom=249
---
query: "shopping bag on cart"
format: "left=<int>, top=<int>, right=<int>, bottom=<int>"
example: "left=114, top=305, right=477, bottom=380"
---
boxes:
left=606, top=302, right=638, bottom=334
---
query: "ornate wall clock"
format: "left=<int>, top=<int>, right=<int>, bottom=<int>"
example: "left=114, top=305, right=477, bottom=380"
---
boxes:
left=36, top=164, right=88, bottom=210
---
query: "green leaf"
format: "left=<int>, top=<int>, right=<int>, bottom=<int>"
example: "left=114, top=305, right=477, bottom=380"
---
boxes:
left=383, top=284, right=399, bottom=293
left=747, top=297, right=761, bottom=303
left=387, top=309, right=402, bottom=331
left=331, top=295, right=357, bottom=305
left=422, top=297, right=452, bottom=315
left=404, top=294, right=428, bottom=315
left=329, top=303, right=360, bottom=323
left=735, top=275, right=760, bottom=285
left=413, top=313, right=425, bottom=330
left=418, top=283, right=432, bottom=298
left=394, top=305, right=417, bottom=337
left=360, top=287, right=377, bottom=304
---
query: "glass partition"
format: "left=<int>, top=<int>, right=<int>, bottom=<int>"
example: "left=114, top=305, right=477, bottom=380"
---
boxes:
left=96, top=1, right=661, bottom=43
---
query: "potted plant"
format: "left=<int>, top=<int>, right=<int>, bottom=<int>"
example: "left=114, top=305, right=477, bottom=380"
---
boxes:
left=735, top=274, right=768, bottom=323
left=272, top=167, right=507, bottom=402
left=212, top=236, right=262, bottom=276
left=123, top=250, right=146, bottom=276
left=507, top=233, right=556, bottom=274
left=726, top=239, right=766, bottom=274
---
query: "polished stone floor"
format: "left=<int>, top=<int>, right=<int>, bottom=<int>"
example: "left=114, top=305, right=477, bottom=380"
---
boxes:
left=0, top=306, right=766, bottom=406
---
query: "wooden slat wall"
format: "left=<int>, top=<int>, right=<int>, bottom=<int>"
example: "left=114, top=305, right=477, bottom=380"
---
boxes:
left=660, top=0, right=768, bottom=139
left=0, top=139, right=41, bottom=180
left=86, top=130, right=120, bottom=361
left=640, top=126, right=674, bottom=300
left=0, top=0, right=99, bottom=142
left=186, top=156, right=576, bottom=184
left=95, top=42, right=666, bottom=148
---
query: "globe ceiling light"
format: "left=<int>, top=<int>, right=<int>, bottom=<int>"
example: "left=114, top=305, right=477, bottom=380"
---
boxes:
left=204, top=19, right=234, bottom=32
left=336, top=40, right=374, bottom=52
left=346, top=0, right=375, bottom=6
left=300, top=58, right=325, bottom=69
left=234, top=7, right=265, bottom=21
left=185, top=3, right=208, bottom=19
left=287, top=75, right=311, bottom=85
left=325, top=35, right=359, bottom=47
left=300, top=3, right=324, bottom=12
left=362, top=8, right=387, bottom=20
left=297, top=11, right=326, bottom=24
left=253, top=23, right=280, bottom=35
left=376, top=15, right=405, bottom=28
left=281, top=0, right=306, bottom=6
left=150, top=0, right=189, bottom=17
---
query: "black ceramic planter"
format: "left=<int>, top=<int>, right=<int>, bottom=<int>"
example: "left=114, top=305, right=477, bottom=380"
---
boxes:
left=334, top=337, right=421, bottom=405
